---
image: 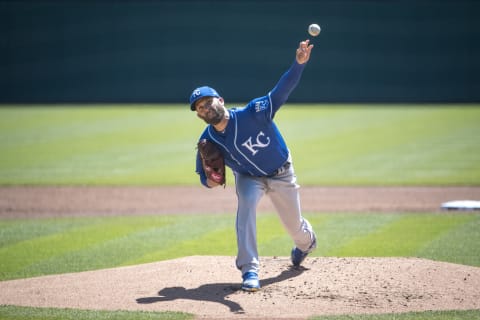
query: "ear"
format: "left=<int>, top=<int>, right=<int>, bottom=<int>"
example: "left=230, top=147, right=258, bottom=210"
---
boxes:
left=218, top=97, right=225, bottom=105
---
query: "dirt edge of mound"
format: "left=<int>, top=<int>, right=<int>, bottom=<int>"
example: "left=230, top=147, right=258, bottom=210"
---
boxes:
left=0, top=256, right=479, bottom=319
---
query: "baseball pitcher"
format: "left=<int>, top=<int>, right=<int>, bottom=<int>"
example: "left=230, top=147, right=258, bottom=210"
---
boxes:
left=191, top=39, right=317, bottom=292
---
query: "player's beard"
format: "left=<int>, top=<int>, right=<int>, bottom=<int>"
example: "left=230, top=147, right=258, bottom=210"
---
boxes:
left=200, top=104, right=225, bottom=125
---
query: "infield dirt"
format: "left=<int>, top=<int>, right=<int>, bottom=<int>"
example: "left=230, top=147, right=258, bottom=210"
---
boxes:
left=2, top=186, right=480, bottom=217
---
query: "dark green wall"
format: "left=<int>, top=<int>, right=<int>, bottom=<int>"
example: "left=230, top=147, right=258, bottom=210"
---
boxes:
left=1, top=0, right=479, bottom=103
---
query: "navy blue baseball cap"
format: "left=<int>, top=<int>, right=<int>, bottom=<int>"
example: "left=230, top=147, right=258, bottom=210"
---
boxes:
left=189, top=86, right=220, bottom=111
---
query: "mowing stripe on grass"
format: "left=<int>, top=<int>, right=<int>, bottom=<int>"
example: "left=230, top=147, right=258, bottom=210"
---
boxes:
left=133, top=227, right=237, bottom=264
left=128, top=214, right=238, bottom=264
left=306, top=214, right=401, bottom=256
left=256, top=214, right=401, bottom=257
left=109, top=216, right=231, bottom=266
left=335, top=214, right=475, bottom=257
left=1, top=305, right=479, bottom=320
left=279, top=106, right=480, bottom=185
left=0, top=215, right=239, bottom=280
left=1, top=213, right=479, bottom=282
left=418, top=214, right=480, bottom=266
left=0, top=305, right=479, bottom=320
left=0, top=216, right=178, bottom=280
left=0, top=218, right=92, bottom=247
left=309, top=309, right=480, bottom=320
left=0, top=106, right=202, bottom=185
left=1, top=105, right=479, bottom=186
left=0, top=305, right=193, bottom=320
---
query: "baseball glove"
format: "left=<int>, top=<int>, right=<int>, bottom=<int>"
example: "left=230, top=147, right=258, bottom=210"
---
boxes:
left=197, top=139, right=226, bottom=186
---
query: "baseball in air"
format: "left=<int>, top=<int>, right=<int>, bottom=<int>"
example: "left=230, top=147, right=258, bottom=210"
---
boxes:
left=308, top=23, right=321, bottom=37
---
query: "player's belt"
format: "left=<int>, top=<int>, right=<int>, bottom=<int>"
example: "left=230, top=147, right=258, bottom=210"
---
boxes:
left=266, top=161, right=291, bottom=177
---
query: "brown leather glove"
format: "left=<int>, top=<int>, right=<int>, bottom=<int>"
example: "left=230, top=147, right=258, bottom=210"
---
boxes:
left=197, top=139, right=226, bottom=186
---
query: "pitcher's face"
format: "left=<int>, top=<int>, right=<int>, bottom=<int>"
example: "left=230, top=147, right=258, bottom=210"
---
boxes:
left=195, top=97, right=225, bottom=125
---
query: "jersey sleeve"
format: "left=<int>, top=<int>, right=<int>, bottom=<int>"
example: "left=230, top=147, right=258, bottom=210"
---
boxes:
left=242, top=60, right=306, bottom=121
left=268, top=60, right=306, bottom=117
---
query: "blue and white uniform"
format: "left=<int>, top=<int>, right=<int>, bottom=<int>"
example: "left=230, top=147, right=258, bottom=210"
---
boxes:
left=195, top=60, right=316, bottom=275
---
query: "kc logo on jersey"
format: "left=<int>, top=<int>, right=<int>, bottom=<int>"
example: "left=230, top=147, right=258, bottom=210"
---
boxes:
left=242, top=131, right=271, bottom=156
left=254, top=100, right=269, bottom=112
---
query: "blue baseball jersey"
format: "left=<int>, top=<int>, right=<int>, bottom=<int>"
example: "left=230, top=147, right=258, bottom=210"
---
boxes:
left=196, top=60, right=306, bottom=187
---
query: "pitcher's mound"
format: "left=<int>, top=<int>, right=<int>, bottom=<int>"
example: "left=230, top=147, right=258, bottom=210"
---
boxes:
left=1, top=256, right=479, bottom=319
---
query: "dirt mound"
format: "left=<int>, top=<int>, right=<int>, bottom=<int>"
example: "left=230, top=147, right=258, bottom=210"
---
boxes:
left=1, top=256, right=479, bottom=319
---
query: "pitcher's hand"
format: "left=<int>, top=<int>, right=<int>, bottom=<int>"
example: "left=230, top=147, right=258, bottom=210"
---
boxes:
left=296, top=39, right=313, bottom=65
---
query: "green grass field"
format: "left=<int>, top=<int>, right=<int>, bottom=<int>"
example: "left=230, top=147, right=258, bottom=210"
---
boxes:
left=1, top=213, right=479, bottom=281
left=1, top=104, right=479, bottom=319
left=0, top=306, right=479, bottom=320
left=0, top=104, right=479, bottom=185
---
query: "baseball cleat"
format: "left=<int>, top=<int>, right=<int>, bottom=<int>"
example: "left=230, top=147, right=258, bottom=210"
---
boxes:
left=291, top=236, right=317, bottom=267
left=241, top=272, right=260, bottom=292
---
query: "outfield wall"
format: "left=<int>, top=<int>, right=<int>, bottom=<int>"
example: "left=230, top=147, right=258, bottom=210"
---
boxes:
left=1, top=0, right=479, bottom=103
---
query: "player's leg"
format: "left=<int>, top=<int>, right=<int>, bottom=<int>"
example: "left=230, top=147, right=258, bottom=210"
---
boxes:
left=267, top=164, right=316, bottom=255
left=233, top=172, right=266, bottom=289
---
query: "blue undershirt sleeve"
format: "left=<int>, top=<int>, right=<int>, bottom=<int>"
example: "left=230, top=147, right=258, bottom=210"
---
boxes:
left=269, top=60, right=306, bottom=115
